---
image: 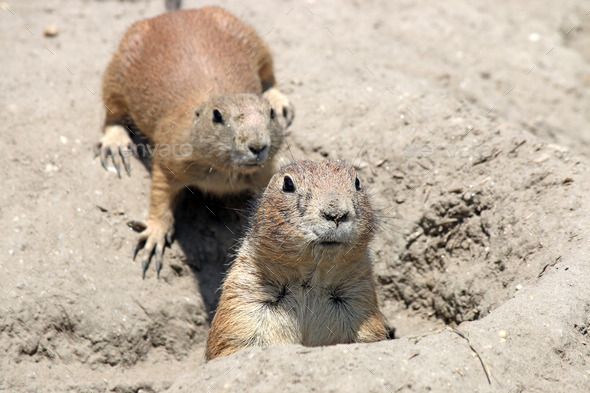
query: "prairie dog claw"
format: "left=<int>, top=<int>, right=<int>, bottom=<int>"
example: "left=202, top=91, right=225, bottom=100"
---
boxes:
left=263, top=87, right=295, bottom=128
left=129, top=219, right=173, bottom=279
left=96, top=125, right=135, bottom=177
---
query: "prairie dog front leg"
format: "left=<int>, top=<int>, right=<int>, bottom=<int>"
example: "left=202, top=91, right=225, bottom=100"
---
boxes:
left=129, top=164, right=181, bottom=278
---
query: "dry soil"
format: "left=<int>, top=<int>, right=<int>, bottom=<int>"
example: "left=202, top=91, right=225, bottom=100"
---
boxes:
left=1, top=0, right=590, bottom=392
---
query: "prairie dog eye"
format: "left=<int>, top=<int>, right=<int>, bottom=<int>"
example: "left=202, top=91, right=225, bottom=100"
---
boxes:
left=355, top=176, right=361, bottom=191
left=212, top=109, right=223, bottom=123
left=270, top=107, right=275, bottom=120
left=282, top=175, right=295, bottom=192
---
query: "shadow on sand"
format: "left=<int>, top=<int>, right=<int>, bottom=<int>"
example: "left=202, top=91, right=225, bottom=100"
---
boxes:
left=130, top=130, right=255, bottom=321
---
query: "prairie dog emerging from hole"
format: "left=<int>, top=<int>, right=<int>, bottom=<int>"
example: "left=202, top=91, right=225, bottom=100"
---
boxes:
left=206, top=160, right=387, bottom=360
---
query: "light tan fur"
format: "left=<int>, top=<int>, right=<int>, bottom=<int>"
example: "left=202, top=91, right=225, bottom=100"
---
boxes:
left=98, top=7, right=294, bottom=277
left=206, top=160, right=387, bottom=360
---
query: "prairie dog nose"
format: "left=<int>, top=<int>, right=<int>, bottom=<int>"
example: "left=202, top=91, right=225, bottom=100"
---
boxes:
left=248, top=143, right=269, bottom=161
left=320, top=196, right=352, bottom=226
left=321, top=209, right=349, bottom=225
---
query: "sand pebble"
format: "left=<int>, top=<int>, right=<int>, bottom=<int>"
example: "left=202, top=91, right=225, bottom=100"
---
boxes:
left=528, top=33, right=540, bottom=42
left=498, top=330, right=507, bottom=339
left=375, top=158, right=387, bottom=167
left=515, top=284, right=523, bottom=290
left=44, top=25, right=59, bottom=37
left=44, top=163, right=59, bottom=172
left=60, top=136, right=67, bottom=144
left=533, top=153, right=550, bottom=163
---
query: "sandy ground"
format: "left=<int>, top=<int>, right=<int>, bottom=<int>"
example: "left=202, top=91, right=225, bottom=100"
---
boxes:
left=1, top=0, right=590, bottom=392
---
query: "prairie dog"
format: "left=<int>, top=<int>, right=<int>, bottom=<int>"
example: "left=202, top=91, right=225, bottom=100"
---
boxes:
left=206, top=160, right=387, bottom=360
left=97, top=7, right=294, bottom=277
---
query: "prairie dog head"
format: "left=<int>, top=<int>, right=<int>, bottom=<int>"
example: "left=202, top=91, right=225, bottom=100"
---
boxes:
left=191, top=94, right=284, bottom=174
left=249, top=160, right=376, bottom=266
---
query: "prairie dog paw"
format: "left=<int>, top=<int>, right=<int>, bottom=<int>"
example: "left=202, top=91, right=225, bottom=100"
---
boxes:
left=128, top=219, right=174, bottom=279
left=95, top=125, right=135, bottom=178
left=264, top=87, right=295, bottom=128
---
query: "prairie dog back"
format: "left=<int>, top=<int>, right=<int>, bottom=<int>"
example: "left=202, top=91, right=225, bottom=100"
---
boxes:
left=105, top=7, right=271, bottom=137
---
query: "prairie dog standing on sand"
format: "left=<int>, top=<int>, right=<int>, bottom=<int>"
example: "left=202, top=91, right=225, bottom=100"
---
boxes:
left=206, top=160, right=387, bottom=360
left=97, top=7, right=294, bottom=277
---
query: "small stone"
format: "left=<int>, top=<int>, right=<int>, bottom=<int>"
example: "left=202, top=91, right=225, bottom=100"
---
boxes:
left=498, top=330, right=507, bottom=339
left=44, top=163, right=59, bottom=172
left=60, top=136, right=67, bottom=144
left=374, top=158, right=387, bottom=167
left=44, top=25, right=59, bottom=37
left=354, top=161, right=368, bottom=169
left=533, top=154, right=550, bottom=163
left=515, top=284, right=523, bottom=291
left=528, top=33, right=540, bottom=42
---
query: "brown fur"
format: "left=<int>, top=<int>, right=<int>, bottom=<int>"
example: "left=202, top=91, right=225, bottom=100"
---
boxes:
left=98, top=7, right=293, bottom=277
left=206, top=160, right=387, bottom=360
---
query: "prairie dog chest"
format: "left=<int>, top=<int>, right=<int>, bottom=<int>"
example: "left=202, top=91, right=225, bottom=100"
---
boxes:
left=182, top=164, right=259, bottom=196
left=259, top=280, right=361, bottom=346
